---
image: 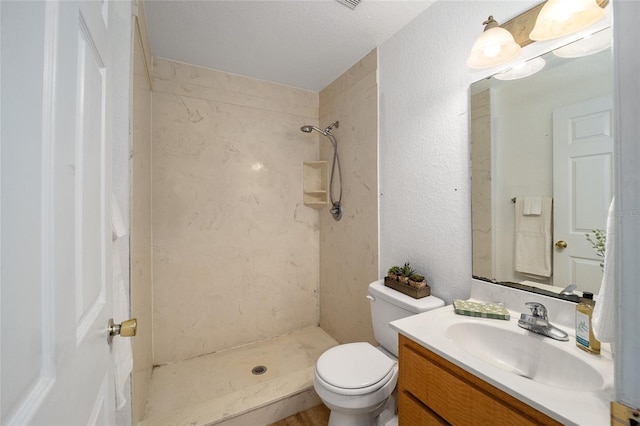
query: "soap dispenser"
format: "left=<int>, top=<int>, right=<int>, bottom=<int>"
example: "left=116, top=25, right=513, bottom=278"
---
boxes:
left=575, top=292, right=601, bottom=354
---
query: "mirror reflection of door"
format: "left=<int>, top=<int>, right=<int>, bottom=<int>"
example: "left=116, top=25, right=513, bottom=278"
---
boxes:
left=469, top=34, right=613, bottom=294
left=552, top=96, right=613, bottom=294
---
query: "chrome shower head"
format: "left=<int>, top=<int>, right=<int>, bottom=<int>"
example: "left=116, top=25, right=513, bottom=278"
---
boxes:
left=300, top=125, right=325, bottom=135
left=300, top=121, right=339, bottom=136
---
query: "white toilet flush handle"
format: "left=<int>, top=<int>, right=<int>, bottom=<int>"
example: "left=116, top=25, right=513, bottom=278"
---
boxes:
left=366, top=295, right=375, bottom=302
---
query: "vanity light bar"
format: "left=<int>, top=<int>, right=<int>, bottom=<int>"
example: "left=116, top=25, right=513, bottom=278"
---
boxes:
left=501, top=0, right=609, bottom=48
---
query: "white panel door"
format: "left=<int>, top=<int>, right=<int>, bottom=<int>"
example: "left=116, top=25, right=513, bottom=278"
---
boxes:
left=1, top=1, right=117, bottom=424
left=553, top=96, right=613, bottom=294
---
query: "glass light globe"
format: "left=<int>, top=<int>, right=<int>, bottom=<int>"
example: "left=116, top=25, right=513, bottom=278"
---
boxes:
left=467, top=26, right=521, bottom=69
left=494, top=57, right=546, bottom=81
left=530, top=0, right=605, bottom=41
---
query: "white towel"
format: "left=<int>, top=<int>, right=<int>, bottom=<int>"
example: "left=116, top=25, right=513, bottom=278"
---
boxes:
left=112, top=195, right=132, bottom=410
left=593, top=197, right=616, bottom=343
left=523, top=196, right=542, bottom=216
left=514, top=197, right=552, bottom=277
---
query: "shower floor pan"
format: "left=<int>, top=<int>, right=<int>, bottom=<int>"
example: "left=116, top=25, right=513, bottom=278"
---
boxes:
left=140, top=326, right=338, bottom=426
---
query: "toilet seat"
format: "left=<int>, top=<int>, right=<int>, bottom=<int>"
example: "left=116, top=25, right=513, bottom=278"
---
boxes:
left=315, top=342, right=396, bottom=396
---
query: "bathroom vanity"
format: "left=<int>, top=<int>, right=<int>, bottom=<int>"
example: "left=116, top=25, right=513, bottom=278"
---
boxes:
left=391, top=281, right=614, bottom=426
left=397, top=334, right=560, bottom=425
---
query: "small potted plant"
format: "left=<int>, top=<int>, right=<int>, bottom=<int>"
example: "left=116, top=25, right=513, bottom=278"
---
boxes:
left=384, top=262, right=430, bottom=299
left=397, top=262, right=415, bottom=284
left=408, top=274, right=427, bottom=289
left=585, top=229, right=606, bottom=271
left=387, top=265, right=401, bottom=281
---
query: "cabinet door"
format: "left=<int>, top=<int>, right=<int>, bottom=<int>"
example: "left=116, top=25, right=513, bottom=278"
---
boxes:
left=399, top=391, right=449, bottom=425
left=398, top=335, right=562, bottom=426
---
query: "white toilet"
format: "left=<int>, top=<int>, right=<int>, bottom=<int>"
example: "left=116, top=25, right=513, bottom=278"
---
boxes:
left=313, top=279, right=444, bottom=426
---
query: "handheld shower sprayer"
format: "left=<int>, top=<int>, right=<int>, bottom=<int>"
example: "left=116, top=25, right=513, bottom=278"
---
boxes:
left=300, top=122, right=339, bottom=145
left=299, top=121, right=343, bottom=221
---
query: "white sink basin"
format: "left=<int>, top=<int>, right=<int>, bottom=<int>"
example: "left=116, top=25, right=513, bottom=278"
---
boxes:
left=446, top=321, right=604, bottom=391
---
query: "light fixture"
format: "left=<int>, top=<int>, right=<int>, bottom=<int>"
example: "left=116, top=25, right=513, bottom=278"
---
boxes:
left=529, top=0, right=605, bottom=42
left=466, top=16, right=521, bottom=69
left=494, top=57, right=546, bottom=81
left=553, top=27, right=612, bottom=58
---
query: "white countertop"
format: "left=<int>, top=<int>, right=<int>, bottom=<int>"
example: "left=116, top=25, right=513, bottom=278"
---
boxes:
left=391, top=305, right=614, bottom=426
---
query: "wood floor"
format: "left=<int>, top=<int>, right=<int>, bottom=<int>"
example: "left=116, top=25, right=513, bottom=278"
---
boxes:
left=268, top=404, right=330, bottom=426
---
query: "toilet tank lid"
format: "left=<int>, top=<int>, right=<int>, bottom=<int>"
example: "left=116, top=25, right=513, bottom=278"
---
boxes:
left=369, top=280, right=444, bottom=313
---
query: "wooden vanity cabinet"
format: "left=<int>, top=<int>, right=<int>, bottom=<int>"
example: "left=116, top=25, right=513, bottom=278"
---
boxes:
left=398, top=335, right=562, bottom=426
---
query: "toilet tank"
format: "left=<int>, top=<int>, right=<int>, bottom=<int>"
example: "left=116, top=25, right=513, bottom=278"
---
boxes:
left=368, top=280, right=444, bottom=357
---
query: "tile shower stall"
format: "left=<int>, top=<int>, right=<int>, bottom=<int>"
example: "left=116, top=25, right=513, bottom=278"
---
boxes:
left=130, top=33, right=379, bottom=425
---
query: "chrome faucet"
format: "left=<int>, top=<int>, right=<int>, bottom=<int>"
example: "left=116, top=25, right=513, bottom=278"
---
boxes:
left=518, top=302, right=569, bottom=341
left=559, top=284, right=577, bottom=295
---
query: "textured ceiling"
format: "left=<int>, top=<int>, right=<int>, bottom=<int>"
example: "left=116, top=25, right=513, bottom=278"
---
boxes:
left=144, top=0, right=434, bottom=92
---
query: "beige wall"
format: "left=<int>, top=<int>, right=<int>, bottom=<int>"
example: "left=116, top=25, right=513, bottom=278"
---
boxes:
left=318, top=50, right=379, bottom=345
left=130, top=12, right=153, bottom=424
left=151, top=58, right=321, bottom=364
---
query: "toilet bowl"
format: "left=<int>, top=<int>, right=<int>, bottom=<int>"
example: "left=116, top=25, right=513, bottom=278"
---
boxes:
left=314, top=342, right=397, bottom=426
left=313, top=280, right=445, bottom=426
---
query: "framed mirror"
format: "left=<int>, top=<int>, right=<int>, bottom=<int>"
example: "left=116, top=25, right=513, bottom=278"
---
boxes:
left=470, top=27, right=613, bottom=301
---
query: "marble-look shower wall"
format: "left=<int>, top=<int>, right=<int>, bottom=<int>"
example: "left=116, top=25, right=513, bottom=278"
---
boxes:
left=131, top=24, right=153, bottom=422
left=470, top=89, right=492, bottom=279
left=151, top=58, right=320, bottom=364
left=318, top=49, right=378, bottom=345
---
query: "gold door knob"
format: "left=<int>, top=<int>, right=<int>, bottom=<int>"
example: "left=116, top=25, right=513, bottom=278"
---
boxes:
left=107, top=318, right=137, bottom=344
left=555, top=240, right=568, bottom=249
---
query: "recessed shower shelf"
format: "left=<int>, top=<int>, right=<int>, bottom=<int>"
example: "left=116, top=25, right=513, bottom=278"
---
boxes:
left=303, top=161, right=328, bottom=209
left=304, top=201, right=328, bottom=209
